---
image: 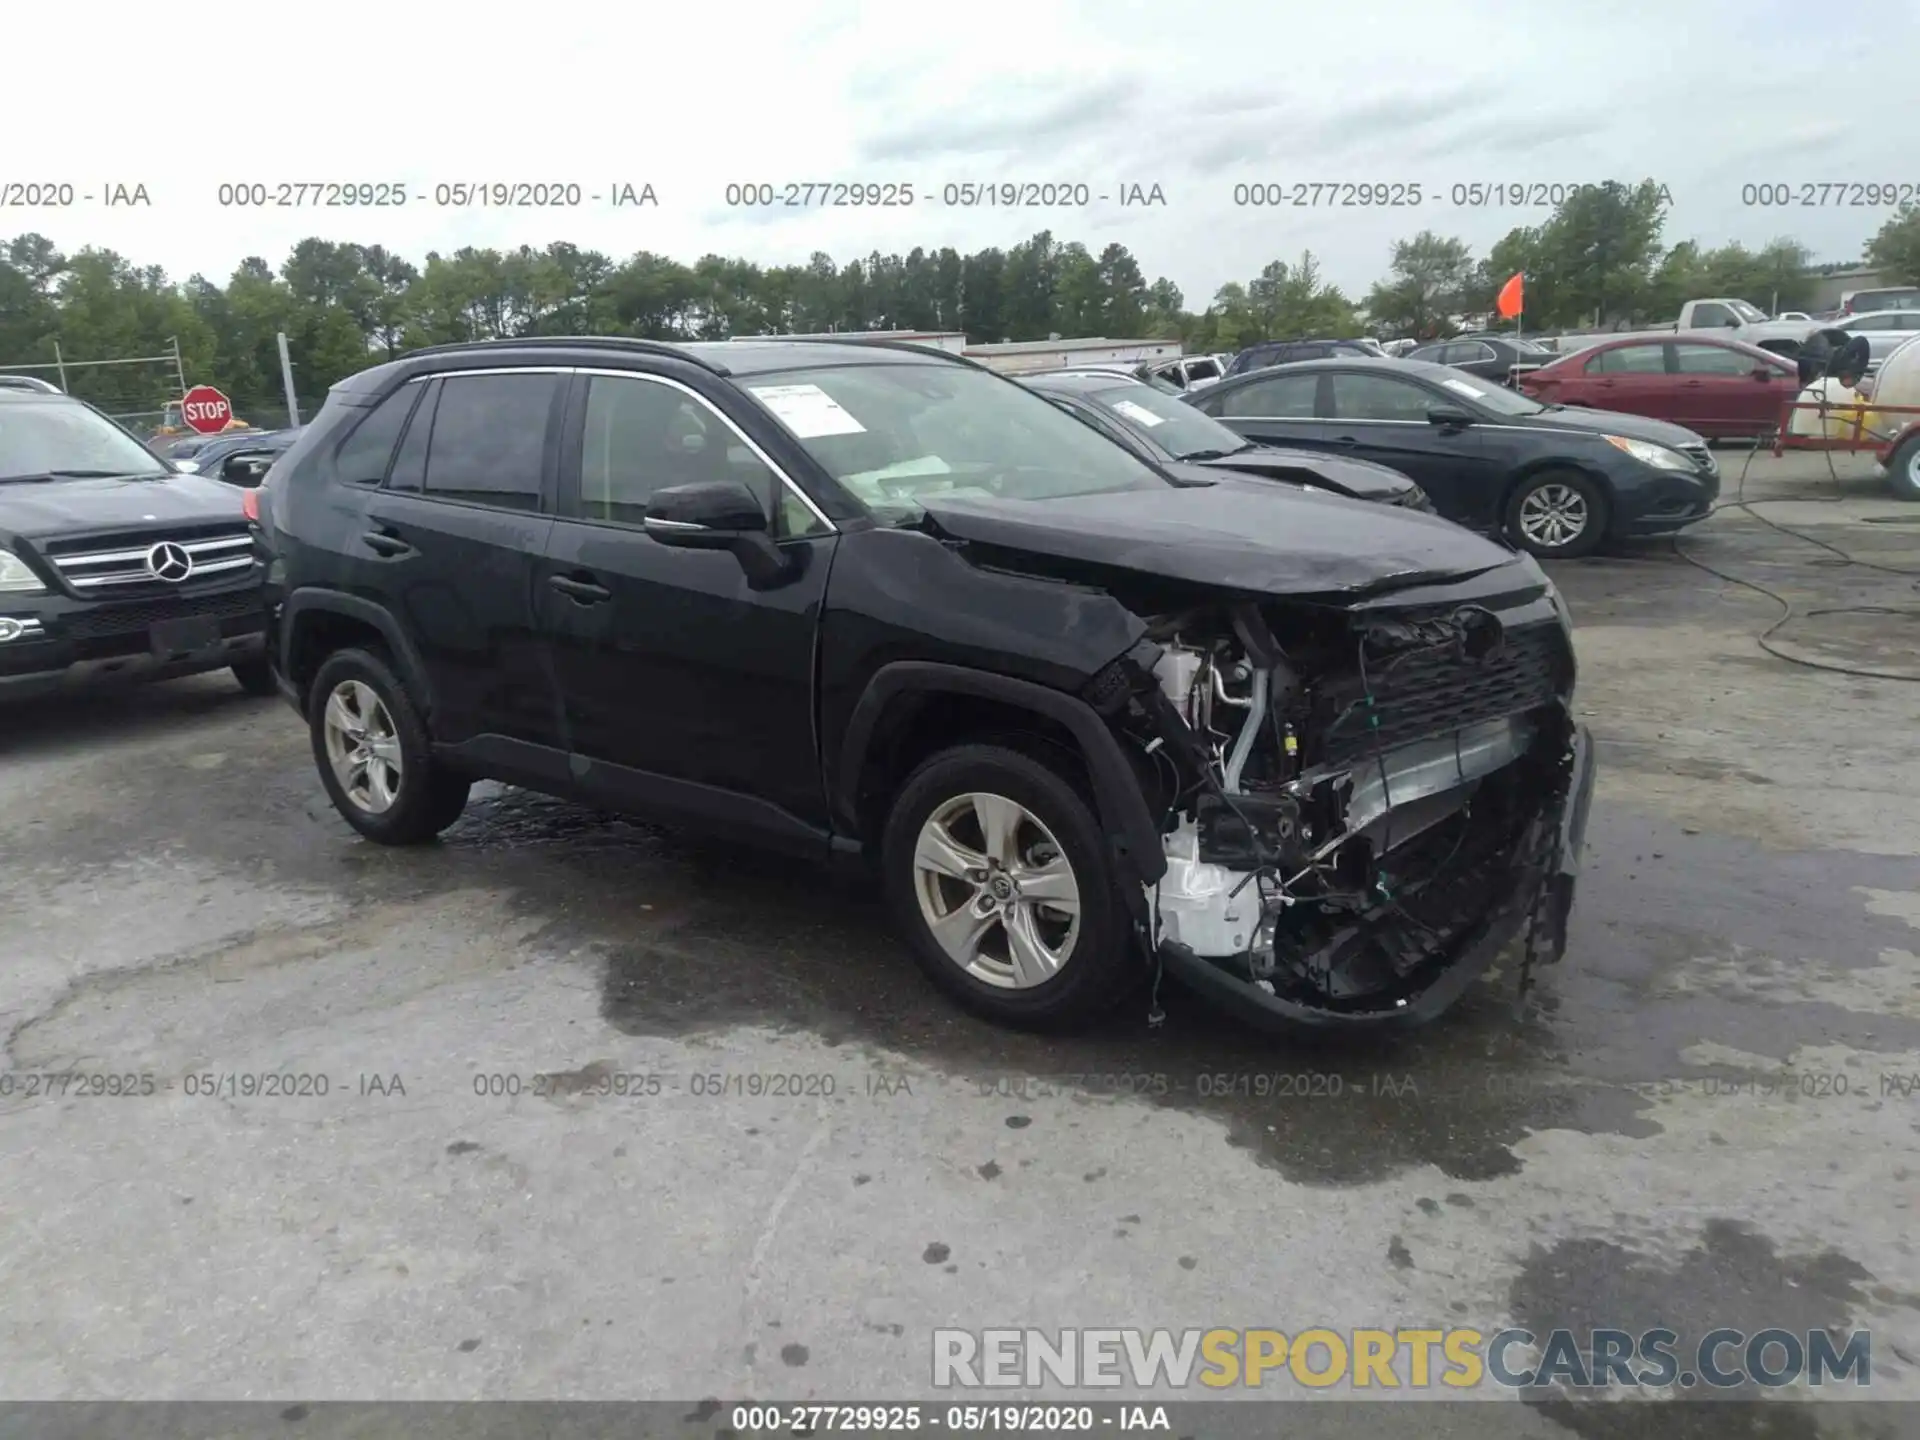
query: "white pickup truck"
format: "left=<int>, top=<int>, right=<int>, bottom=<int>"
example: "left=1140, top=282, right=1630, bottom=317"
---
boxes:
left=1659, top=298, right=1825, bottom=355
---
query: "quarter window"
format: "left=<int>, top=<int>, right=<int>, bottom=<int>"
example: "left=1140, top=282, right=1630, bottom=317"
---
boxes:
left=333, top=384, right=421, bottom=486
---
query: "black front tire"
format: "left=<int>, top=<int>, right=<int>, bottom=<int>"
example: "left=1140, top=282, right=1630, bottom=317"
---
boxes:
left=230, top=655, right=278, bottom=697
left=880, top=743, right=1136, bottom=1030
left=1887, top=431, right=1920, bottom=501
left=1504, top=469, right=1609, bottom=559
left=308, top=646, right=470, bottom=845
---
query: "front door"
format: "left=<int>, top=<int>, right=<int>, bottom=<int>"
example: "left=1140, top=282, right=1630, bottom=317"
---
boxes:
left=1669, top=342, right=1784, bottom=436
left=1324, top=369, right=1502, bottom=528
left=355, top=370, right=564, bottom=763
left=535, top=370, right=839, bottom=854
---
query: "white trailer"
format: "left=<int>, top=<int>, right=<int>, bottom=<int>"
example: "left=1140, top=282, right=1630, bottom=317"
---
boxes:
left=963, top=338, right=1183, bottom=375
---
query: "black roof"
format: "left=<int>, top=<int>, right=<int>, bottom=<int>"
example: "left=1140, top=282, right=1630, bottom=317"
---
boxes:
left=1221, top=356, right=1457, bottom=381
left=1019, top=372, right=1149, bottom=395
left=374, top=333, right=973, bottom=387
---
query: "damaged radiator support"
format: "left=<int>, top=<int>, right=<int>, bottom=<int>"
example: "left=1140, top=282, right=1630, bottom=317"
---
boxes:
left=1154, top=713, right=1536, bottom=964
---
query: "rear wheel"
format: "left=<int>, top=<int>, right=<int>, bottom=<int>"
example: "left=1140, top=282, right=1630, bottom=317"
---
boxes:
left=309, top=647, right=469, bottom=844
left=1505, top=469, right=1608, bottom=559
left=881, top=744, right=1134, bottom=1029
left=1888, top=431, right=1920, bottom=501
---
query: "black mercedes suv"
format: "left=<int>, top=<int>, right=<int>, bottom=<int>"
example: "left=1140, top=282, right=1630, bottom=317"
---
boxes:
left=259, top=336, right=1594, bottom=1033
left=0, top=378, right=273, bottom=702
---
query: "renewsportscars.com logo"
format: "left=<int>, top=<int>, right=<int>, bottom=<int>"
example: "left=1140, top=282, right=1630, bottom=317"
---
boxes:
left=932, top=1327, right=1872, bottom=1391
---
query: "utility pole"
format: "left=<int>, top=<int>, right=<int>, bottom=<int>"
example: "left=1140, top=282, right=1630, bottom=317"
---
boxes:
left=52, top=340, right=68, bottom=393
left=276, top=332, right=301, bottom=427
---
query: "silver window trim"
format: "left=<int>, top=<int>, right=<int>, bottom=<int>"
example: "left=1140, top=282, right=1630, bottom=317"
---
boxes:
left=401, top=364, right=837, bottom=534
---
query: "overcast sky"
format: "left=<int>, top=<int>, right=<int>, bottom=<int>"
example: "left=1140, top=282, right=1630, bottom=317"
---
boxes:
left=8, top=0, right=1915, bottom=307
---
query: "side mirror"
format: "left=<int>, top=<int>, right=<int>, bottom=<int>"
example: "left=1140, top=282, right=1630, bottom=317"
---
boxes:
left=1426, top=404, right=1473, bottom=428
left=1725, top=316, right=1740, bottom=327
left=643, top=479, right=792, bottom=588
left=1751, top=366, right=1776, bottom=381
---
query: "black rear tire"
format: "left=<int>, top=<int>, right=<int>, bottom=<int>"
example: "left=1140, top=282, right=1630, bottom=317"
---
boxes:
left=1504, top=469, right=1609, bottom=559
left=308, top=646, right=469, bottom=845
left=1887, top=431, right=1920, bottom=501
left=881, top=743, right=1135, bottom=1030
left=230, top=655, right=278, bottom=697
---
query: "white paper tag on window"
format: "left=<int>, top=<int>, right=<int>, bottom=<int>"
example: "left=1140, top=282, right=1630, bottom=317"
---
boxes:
left=1441, top=378, right=1484, bottom=398
left=748, top=383, right=867, bottom=437
left=1112, top=399, right=1167, bottom=427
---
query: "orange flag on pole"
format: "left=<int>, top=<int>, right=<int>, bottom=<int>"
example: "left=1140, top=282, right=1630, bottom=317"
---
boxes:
left=1496, top=272, right=1524, bottom=320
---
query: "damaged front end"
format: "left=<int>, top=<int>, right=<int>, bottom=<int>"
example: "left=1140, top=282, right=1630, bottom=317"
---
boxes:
left=1082, top=576, right=1595, bottom=1028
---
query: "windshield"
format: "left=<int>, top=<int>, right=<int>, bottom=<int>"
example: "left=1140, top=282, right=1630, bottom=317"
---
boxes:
left=746, top=363, right=1166, bottom=522
left=1729, top=300, right=1769, bottom=323
left=1085, top=383, right=1249, bottom=459
left=0, top=400, right=167, bottom=481
left=1430, top=370, right=1545, bottom=416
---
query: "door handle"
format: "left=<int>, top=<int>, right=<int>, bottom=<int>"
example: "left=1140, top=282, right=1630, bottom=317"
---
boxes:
left=1331, top=435, right=1359, bottom=446
left=548, top=573, right=611, bottom=603
left=360, top=530, right=413, bottom=557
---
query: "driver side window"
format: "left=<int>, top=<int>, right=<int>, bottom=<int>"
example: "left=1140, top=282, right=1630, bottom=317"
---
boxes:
left=1690, top=303, right=1734, bottom=328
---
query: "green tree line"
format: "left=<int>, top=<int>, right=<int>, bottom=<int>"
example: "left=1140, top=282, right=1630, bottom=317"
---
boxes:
left=4, top=182, right=1917, bottom=425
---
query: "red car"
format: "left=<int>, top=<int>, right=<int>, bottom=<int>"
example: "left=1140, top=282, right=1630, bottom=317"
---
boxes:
left=1519, top=335, right=1799, bottom=439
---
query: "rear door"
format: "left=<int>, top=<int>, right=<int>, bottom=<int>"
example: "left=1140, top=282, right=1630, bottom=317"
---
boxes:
left=535, top=369, right=839, bottom=850
left=358, top=369, right=565, bottom=766
left=1195, top=368, right=1330, bottom=449
left=1575, top=341, right=1672, bottom=419
left=1325, top=369, right=1501, bottom=527
left=1670, top=342, right=1780, bottom=435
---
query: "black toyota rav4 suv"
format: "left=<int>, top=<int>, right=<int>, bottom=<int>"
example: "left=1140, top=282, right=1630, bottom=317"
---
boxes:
left=0, top=377, right=273, bottom=702
left=259, top=337, right=1594, bottom=1033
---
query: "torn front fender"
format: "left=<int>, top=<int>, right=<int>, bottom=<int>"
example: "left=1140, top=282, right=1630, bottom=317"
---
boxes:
left=1159, top=722, right=1596, bottom=1032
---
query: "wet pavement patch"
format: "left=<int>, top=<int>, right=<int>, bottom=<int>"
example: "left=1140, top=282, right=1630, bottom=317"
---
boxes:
left=1509, top=1218, right=1873, bottom=1411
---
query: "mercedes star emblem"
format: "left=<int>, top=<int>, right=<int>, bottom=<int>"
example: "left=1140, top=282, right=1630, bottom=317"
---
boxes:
left=145, top=541, right=194, bottom=583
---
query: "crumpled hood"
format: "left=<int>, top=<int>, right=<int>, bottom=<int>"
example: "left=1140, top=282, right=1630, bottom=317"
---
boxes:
left=0, top=472, right=244, bottom=542
left=917, top=479, right=1518, bottom=598
left=1194, top=445, right=1416, bottom=500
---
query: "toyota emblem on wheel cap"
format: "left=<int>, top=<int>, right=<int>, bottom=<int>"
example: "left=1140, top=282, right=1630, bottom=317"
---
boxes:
left=145, top=541, right=193, bottom=582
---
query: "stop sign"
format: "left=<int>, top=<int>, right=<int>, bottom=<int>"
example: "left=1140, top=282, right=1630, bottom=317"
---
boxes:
left=180, top=384, right=233, bottom=435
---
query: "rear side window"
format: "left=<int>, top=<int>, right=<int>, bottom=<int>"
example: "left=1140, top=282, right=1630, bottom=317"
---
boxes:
left=332, top=385, right=420, bottom=486
left=384, top=380, right=438, bottom=493
left=419, top=373, right=557, bottom=511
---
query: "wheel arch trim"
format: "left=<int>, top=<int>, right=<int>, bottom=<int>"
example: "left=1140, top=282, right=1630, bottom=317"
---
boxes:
left=835, top=661, right=1168, bottom=887
left=281, top=589, right=435, bottom=718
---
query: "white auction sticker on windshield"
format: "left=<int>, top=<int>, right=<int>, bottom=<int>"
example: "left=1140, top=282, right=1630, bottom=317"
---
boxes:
left=748, top=383, right=867, bottom=437
left=1112, top=399, right=1167, bottom=427
left=1441, top=378, right=1485, bottom=398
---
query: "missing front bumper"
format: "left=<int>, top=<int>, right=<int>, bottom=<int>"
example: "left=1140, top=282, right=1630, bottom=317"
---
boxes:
left=1158, top=722, right=1595, bottom=1031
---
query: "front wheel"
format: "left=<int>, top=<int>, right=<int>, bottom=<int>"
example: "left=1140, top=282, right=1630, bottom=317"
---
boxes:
left=881, top=744, right=1135, bottom=1029
left=1505, top=470, right=1609, bottom=559
left=1887, top=431, right=1920, bottom=501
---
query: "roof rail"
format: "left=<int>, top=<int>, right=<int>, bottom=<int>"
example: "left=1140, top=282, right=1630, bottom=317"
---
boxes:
left=0, top=373, right=62, bottom=393
left=730, top=334, right=986, bottom=370
left=401, top=335, right=732, bottom=376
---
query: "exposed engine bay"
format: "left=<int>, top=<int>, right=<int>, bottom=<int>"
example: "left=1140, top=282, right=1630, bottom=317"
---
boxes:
left=1082, top=591, right=1586, bottom=1024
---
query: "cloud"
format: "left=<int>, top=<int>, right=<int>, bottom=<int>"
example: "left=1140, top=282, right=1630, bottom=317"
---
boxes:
left=854, top=76, right=1144, bottom=162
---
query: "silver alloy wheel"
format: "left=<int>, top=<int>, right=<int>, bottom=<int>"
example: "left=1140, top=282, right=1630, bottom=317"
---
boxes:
left=911, top=791, right=1081, bottom=990
left=321, top=679, right=404, bottom=814
left=1518, top=482, right=1590, bottom=550
left=1907, top=446, right=1920, bottom=487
